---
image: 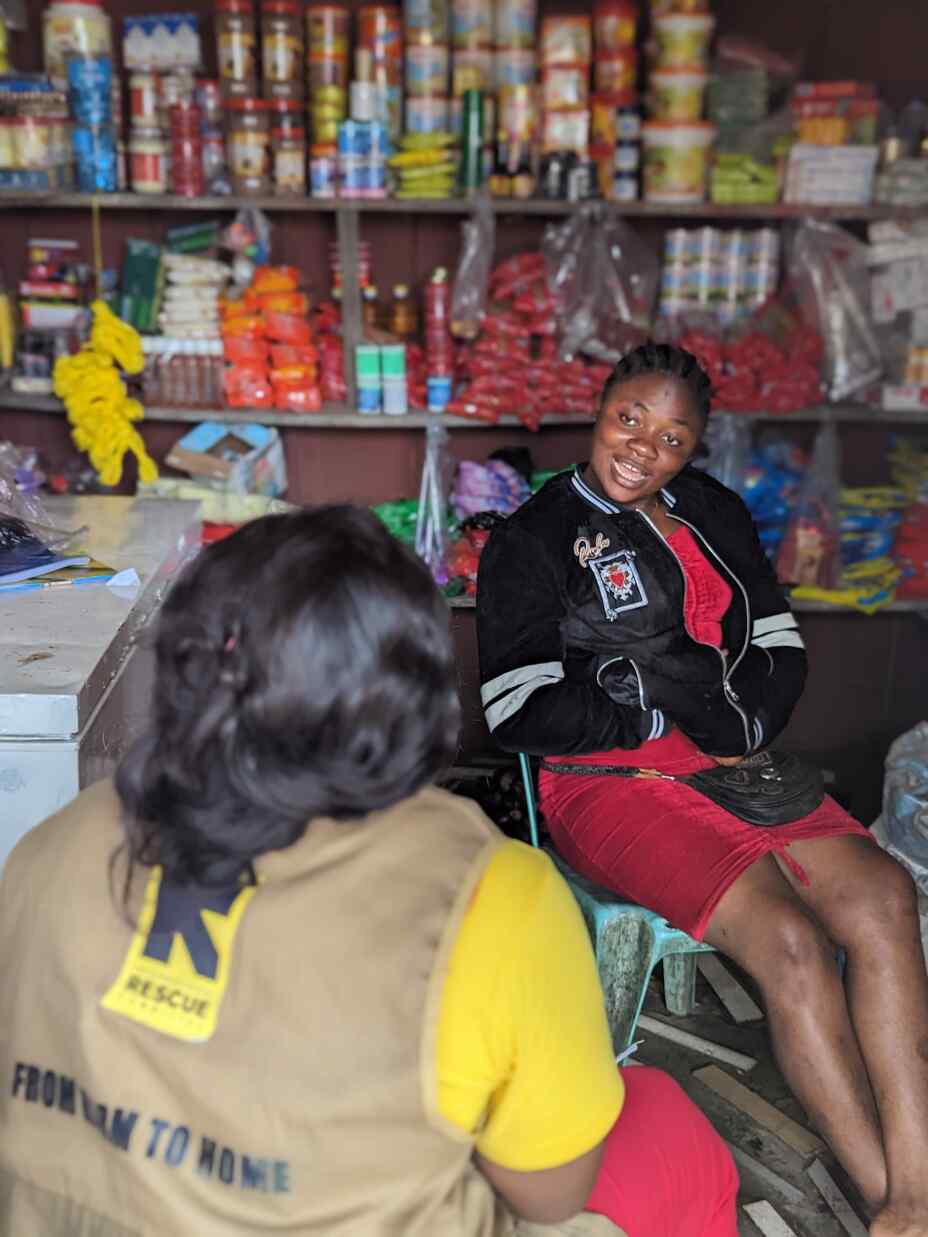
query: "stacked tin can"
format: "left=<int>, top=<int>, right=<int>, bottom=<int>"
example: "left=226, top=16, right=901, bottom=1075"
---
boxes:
left=306, top=3, right=349, bottom=154
left=356, top=5, right=403, bottom=142
left=490, top=0, right=536, bottom=196
left=494, top=0, right=536, bottom=91
left=660, top=226, right=779, bottom=324
left=450, top=0, right=491, bottom=137
left=196, top=78, right=228, bottom=192
left=404, top=0, right=449, bottom=136
left=590, top=2, right=640, bottom=201
left=538, top=15, right=593, bottom=198
left=168, top=97, right=204, bottom=196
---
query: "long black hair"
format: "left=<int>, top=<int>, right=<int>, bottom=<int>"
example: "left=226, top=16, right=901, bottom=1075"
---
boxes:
left=600, top=342, right=713, bottom=423
left=115, top=505, right=461, bottom=891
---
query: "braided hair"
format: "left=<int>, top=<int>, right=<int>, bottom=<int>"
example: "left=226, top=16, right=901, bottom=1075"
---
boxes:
left=600, top=342, right=713, bottom=424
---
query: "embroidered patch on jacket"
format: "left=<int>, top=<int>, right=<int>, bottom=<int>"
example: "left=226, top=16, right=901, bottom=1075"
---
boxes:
left=101, top=868, right=256, bottom=1043
left=574, top=531, right=611, bottom=568
left=589, top=550, right=648, bottom=620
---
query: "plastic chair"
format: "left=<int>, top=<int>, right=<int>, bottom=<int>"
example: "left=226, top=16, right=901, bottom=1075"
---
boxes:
left=518, top=753, right=714, bottom=1053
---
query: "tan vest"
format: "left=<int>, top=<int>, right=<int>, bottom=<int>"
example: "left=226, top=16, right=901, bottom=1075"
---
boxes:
left=0, top=779, right=518, bottom=1236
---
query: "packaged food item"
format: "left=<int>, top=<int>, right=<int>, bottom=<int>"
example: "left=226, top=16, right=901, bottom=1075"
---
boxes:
left=649, top=68, right=708, bottom=121
left=405, top=95, right=450, bottom=133
left=130, top=71, right=160, bottom=126
left=494, top=0, right=537, bottom=50
left=591, top=91, right=640, bottom=145
left=542, top=64, right=589, bottom=110
left=652, top=13, right=715, bottom=69
left=66, top=53, right=112, bottom=126
left=216, top=0, right=257, bottom=97
left=169, top=102, right=205, bottom=195
left=310, top=141, right=337, bottom=194
left=593, top=1, right=637, bottom=53
left=451, top=0, right=492, bottom=49
left=72, top=122, right=118, bottom=192
left=43, top=0, right=113, bottom=89
left=498, top=83, right=536, bottom=141
left=452, top=48, right=493, bottom=95
left=494, top=50, right=535, bottom=95
left=357, top=5, right=403, bottom=63
left=307, top=4, right=350, bottom=57
left=540, top=16, right=592, bottom=67
left=542, top=107, right=590, bottom=154
left=224, top=96, right=271, bottom=193
left=405, top=44, right=449, bottom=96
left=272, top=121, right=306, bottom=194
left=122, top=12, right=202, bottom=72
left=262, top=0, right=303, bottom=100
left=593, top=50, right=636, bottom=94
left=641, top=119, right=715, bottom=202
left=404, top=0, right=449, bottom=47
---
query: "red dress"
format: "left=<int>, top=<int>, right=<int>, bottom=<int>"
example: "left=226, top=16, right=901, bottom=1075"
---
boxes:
left=539, top=526, right=871, bottom=940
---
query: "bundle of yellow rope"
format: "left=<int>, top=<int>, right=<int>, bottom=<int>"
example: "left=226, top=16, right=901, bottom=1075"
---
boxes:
left=53, top=301, right=158, bottom=488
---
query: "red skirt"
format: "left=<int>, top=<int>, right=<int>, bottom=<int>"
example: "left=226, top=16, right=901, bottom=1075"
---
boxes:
left=540, top=728, right=872, bottom=941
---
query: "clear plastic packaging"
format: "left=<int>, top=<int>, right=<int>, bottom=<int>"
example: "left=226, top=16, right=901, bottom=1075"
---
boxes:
left=776, top=422, right=842, bottom=590
left=450, top=189, right=495, bottom=339
left=543, top=202, right=660, bottom=358
left=788, top=220, right=882, bottom=401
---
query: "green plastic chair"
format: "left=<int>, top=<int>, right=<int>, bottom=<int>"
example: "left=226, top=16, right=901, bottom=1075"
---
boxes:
left=518, top=752, right=715, bottom=1053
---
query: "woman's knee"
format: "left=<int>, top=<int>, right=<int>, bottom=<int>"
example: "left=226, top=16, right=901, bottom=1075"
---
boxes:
left=718, top=898, right=837, bottom=998
left=821, top=846, right=919, bottom=947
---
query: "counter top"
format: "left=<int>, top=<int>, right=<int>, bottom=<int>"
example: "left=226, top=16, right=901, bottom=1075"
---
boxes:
left=0, top=497, right=201, bottom=739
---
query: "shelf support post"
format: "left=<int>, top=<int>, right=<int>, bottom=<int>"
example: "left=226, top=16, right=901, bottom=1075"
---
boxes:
left=336, top=204, right=362, bottom=410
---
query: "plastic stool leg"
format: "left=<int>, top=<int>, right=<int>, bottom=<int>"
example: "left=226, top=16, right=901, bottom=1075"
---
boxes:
left=662, top=952, right=698, bottom=1017
left=596, top=914, right=661, bottom=1054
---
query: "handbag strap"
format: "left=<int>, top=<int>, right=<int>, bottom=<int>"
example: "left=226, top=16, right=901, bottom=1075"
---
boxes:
left=540, top=760, right=676, bottom=781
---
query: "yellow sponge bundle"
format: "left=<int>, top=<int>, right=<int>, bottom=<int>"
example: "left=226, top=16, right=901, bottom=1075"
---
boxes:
left=53, top=301, right=158, bottom=488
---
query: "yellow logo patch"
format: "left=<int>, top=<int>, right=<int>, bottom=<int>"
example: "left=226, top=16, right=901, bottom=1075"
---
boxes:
left=101, top=868, right=256, bottom=1043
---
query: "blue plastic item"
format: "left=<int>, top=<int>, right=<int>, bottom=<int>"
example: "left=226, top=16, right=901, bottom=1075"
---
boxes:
left=518, top=752, right=714, bottom=1052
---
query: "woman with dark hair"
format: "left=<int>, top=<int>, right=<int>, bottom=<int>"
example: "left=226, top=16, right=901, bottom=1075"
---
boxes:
left=0, top=504, right=737, bottom=1237
left=477, top=343, right=928, bottom=1237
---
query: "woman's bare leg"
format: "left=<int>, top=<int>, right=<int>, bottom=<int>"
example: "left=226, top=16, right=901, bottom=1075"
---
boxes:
left=771, top=836, right=928, bottom=1237
left=703, top=852, right=889, bottom=1210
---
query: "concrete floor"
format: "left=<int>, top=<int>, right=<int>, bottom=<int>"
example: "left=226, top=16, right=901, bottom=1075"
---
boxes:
left=636, top=965, right=867, bottom=1237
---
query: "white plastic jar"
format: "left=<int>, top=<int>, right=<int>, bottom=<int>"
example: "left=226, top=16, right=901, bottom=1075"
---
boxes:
left=43, top=0, right=113, bottom=89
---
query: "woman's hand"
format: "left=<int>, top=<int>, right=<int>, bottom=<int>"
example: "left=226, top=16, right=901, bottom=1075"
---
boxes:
left=710, top=754, right=744, bottom=766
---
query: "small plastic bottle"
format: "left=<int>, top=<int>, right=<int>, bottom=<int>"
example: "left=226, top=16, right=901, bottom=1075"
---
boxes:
left=389, top=283, right=417, bottom=339
left=362, top=284, right=380, bottom=329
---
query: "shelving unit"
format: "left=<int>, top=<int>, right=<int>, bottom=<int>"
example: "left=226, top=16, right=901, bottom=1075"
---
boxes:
left=1, top=390, right=924, bottom=430
left=447, top=594, right=927, bottom=614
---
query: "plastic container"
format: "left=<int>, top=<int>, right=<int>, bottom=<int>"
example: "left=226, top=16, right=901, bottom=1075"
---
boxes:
left=451, top=0, right=492, bottom=49
left=66, top=53, right=112, bottom=126
left=641, top=119, right=714, bottom=201
left=307, top=4, right=350, bottom=57
left=262, top=0, right=303, bottom=100
left=224, top=96, right=271, bottom=193
left=452, top=48, right=493, bottom=95
left=494, top=0, right=537, bottom=50
left=591, top=91, right=639, bottom=145
left=405, top=44, right=449, bottom=96
left=593, top=50, right=636, bottom=95
left=540, top=16, right=592, bottom=67
left=130, top=71, right=160, bottom=126
left=357, top=5, right=403, bottom=64
left=72, top=122, right=117, bottom=191
left=652, top=13, right=714, bottom=68
left=43, top=0, right=113, bottom=89
left=310, top=142, right=337, bottom=194
left=215, top=0, right=257, bottom=97
left=498, top=84, right=536, bottom=141
left=593, top=1, right=637, bottom=53
left=649, top=68, right=707, bottom=120
left=542, top=64, right=589, bottom=110
left=272, top=124, right=306, bottom=193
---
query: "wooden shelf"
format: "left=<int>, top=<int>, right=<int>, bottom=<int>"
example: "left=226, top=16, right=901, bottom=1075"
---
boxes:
left=1, top=391, right=925, bottom=429
left=447, top=594, right=927, bottom=614
left=0, top=191, right=924, bottom=222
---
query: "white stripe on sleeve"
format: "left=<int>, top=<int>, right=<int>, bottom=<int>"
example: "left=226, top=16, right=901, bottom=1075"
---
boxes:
left=484, top=671, right=564, bottom=732
left=752, top=630, right=805, bottom=651
left=752, top=612, right=798, bottom=638
left=480, top=661, right=564, bottom=706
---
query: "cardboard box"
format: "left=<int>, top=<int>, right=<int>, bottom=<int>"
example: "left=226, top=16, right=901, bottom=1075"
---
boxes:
left=165, top=423, right=288, bottom=497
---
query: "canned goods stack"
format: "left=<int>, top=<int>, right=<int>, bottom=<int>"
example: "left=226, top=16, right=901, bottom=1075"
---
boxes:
left=451, top=0, right=491, bottom=135
left=129, top=72, right=167, bottom=193
left=356, top=6, right=403, bottom=142
left=587, top=1, right=639, bottom=201
left=494, top=0, right=536, bottom=95
left=355, top=342, right=408, bottom=414
left=67, top=53, right=118, bottom=192
left=43, top=0, right=113, bottom=91
left=537, top=16, right=594, bottom=200
left=306, top=3, right=349, bottom=154
left=403, top=0, right=449, bottom=137
left=660, top=226, right=779, bottom=325
left=424, top=266, right=454, bottom=412
left=262, top=0, right=303, bottom=101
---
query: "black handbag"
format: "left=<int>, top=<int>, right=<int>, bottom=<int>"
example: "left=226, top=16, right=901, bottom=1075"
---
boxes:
left=540, top=749, right=825, bottom=828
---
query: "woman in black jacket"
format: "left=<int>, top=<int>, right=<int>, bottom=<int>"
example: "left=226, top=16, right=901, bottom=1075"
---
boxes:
left=477, top=343, right=928, bottom=1237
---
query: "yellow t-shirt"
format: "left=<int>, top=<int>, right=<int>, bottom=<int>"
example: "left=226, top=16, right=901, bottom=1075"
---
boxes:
left=436, top=840, right=625, bottom=1171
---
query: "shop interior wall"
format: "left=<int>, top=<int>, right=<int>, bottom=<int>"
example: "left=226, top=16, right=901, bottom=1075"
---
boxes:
left=3, top=0, right=927, bottom=818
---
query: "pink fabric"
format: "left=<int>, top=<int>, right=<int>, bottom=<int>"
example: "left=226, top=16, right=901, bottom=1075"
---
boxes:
left=540, top=527, right=872, bottom=940
left=588, top=1065, right=739, bottom=1237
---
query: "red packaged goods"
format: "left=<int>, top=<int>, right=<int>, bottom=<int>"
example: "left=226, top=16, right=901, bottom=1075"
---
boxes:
left=792, top=81, right=876, bottom=99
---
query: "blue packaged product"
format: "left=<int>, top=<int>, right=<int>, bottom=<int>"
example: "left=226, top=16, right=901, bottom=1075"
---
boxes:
left=72, top=124, right=118, bottom=192
left=363, top=156, right=387, bottom=191
left=338, top=119, right=370, bottom=156
left=427, top=374, right=453, bottom=413
left=357, top=383, right=382, bottom=414
left=67, top=55, right=113, bottom=126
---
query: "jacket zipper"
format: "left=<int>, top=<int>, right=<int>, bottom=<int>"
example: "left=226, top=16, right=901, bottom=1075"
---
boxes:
left=635, top=508, right=753, bottom=750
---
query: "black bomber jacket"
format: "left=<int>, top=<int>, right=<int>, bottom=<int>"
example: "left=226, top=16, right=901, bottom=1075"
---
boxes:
left=476, top=466, right=808, bottom=759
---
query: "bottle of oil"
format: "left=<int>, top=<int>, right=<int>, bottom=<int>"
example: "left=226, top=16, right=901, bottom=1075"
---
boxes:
left=362, top=284, right=380, bottom=329
left=389, top=282, right=417, bottom=339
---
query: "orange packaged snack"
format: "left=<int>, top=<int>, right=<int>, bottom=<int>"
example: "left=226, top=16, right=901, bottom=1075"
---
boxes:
left=257, top=290, right=311, bottom=315
left=252, top=264, right=300, bottom=293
